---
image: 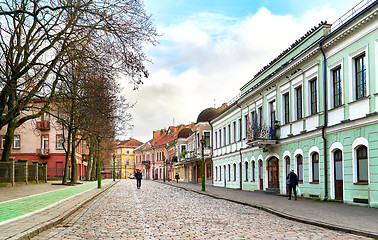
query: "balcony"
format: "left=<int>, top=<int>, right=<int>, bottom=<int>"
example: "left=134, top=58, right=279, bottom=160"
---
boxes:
left=246, top=122, right=279, bottom=148
left=36, top=121, right=50, bottom=130
left=142, top=161, right=150, bottom=166
left=36, top=148, right=50, bottom=158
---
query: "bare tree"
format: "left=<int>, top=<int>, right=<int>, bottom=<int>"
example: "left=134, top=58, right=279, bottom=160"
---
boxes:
left=0, top=0, right=157, bottom=162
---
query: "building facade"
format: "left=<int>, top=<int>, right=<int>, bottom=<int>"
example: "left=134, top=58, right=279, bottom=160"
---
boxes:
left=174, top=108, right=219, bottom=185
left=0, top=101, right=89, bottom=180
left=113, top=138, right=143, bottom=178
left=211, top=2, right=378, bottom=207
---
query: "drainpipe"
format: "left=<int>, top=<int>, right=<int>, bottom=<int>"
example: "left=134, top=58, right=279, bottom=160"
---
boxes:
left=209, top=120, right=214, bottom=185
left=319, top=42, right=328, bottom=199
left=236, top=101, right=243, bottom=190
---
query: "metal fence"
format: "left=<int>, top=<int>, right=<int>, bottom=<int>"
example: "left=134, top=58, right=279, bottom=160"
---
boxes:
left=0, top=160, right=47, bottom=185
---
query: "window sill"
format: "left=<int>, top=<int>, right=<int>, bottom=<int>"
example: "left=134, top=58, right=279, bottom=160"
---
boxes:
left=354, top=182, right=368, bottom=185
left=348, top=95, right=370, bottom=105
left=310, top=181, right=319, bottom=184
left=12, top=147, right=21, bottom=149
left=329, top=104, right=344, bottom=111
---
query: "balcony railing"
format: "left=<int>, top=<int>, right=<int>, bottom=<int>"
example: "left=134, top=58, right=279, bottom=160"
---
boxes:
left=141, top=161, right=150, bottom=165
left=36, top=121, right=50, bottom=130
left=36, top=148, right=50, bottom=158
left=246, top=121, right=279, bottom=148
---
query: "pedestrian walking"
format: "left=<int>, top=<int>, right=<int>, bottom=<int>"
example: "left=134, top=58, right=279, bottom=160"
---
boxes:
left=286, top=169, right=298, bottom=200
left=135, top=169, right=142, bottom=189
left=175, top=173, right=179, bottom=183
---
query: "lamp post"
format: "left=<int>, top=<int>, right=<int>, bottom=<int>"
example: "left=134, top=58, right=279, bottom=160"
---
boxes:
left=200, top=136, right=206, bottom=191
left=97, top=136, right=101, bottom=188
left=113, top=154, right=116, bottom=181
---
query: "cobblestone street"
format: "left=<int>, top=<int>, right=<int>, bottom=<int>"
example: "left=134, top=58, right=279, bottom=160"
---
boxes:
left=33, top=180, right=369, bottom=240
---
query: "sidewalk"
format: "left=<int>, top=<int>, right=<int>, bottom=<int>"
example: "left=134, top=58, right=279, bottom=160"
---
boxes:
left=161, top=181, right=378, bottom=239
left=0, top=179, right=116, bottom=240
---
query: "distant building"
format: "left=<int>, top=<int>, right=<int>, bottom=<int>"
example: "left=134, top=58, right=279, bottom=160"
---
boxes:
left=113, top=138, right=143, bottom=178
left=175, top=108, right=219, bottom=185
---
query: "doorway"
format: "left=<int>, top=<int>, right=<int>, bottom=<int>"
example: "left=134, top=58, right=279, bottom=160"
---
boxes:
left=268, top=157, right=279, bottom=189
left=334, top=150, right=343, bottom=200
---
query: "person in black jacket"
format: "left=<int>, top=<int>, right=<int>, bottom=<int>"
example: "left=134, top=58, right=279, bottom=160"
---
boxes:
left=135, top=169, right=142, bottom=189
left=286, top=169, right=298, bottom=200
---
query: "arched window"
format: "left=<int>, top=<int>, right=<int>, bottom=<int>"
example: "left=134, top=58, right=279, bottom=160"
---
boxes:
left=285, top=156, right=291, bottom=177
left=215, top=167, right=218, bottom=181
left=233, top=163, right=236, bottom=181
left=311, top=152, right=319, bottom=183
left=245, top=162, right=248, bottom=181
left=228, top=164, right=231, bottom=181
left=356, top=146, right=368, bottom=183
left=296, top=155, right=303, bottom=183
left=251, top=161, right=255, bottom=181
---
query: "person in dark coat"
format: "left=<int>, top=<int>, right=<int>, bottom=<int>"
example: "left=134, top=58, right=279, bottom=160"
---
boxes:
left=175, top=173, right=179, bottom=183
left=135, top=169, right=142, bottom=189
left=286, top=169, right=298, bottom=200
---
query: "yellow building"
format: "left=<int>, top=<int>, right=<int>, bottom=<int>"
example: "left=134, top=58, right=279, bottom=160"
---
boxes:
left=114, top=138, right=143, bottom=179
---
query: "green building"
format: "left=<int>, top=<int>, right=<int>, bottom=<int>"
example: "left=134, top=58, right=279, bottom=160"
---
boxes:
left=211, top=1, right=378, bottom=207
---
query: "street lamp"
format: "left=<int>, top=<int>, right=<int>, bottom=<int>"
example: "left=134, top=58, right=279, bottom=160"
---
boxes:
left=113, top=154, right=116, bottom=181
left=97, top=136, right=101, bottom=188
left=200, top=136, right=206, bottom=191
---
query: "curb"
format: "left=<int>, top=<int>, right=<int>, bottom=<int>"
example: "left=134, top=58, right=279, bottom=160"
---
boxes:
left=8, top=180, right=119, bottom=240
left=160, top=182, right=378, bottom=239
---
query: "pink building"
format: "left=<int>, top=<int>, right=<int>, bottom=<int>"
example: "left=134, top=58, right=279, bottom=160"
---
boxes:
left=0, top=100, right=89, bottom=180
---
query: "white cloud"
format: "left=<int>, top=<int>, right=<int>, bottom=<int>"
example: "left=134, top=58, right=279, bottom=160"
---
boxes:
left=121, top=5, right=346, bottom=142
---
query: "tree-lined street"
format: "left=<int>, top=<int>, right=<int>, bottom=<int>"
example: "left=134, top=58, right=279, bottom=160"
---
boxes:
left=33, top=180, right=370, bottom=239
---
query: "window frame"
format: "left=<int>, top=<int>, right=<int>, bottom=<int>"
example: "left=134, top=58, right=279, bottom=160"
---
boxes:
left=356, top=145, right=368, bottom=184
left=13, top=135, right=20, bottom=149
left=310, top=152, right=320, bottom=183
left=355, top=53, right=366, bottom=100
left=310, top=78, right=317, bottom=115
left=283, top=92, right=290, bottom=124
left=56, top=134, right=64, bottom=149
left=296, top=155, right=303, bottom=184
left=332, top=66, right=342, bottom=108
left=295, top=86, right=302, bottom=120
left=251, top=160, right=255, bottom=182
left=244, top=161, right=248, bottom=181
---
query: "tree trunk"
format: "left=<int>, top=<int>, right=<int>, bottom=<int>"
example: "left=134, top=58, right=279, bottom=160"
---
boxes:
left=85, top=148, right=92, bottom=181
left=70, top=128, right=78, bottom=184
left=1, top=120, right=17, bottom=162
left=91, top=157, right=97, bottom=180
left=62, top=126, right=72, bottom=185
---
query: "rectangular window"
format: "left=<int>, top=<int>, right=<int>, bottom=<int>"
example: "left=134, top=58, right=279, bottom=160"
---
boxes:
left=126, top=160, right=130, bottom=166
left=355, top=54, right=366, bottom=100
left=181, top=145, right=186, bottom=153
left=297, top=155, right=303, bottom=183
left=223, top=127, right=226, bottom=146
left=232, top=121, right=236, bottom=143
left=245, top=162, right=248, bottom=181
left=296, top=86, right=302, bottom=120
left=238, top=118, right=242, bottom=141
left=204, top=132, right=210, bottom=147
left=270, top=100, right=276, bottom=127
left=227, top=125, right=231, bottom=145
left=332, top=67, right=342, bottom=107
left=42, top=112, right=50, bottom=121
left=56, top=135, right=64, bottom=149
left=251, top=161, right=255, bottom=181
left=42, top=135, right=49, bottom=149
left=214, top=132, right=218, bottom=149
left=284, top=93, right=290, bottom=124
left=13, top=135, right=20, bottom=149
left=1, top=136, right=5, bottom=149
left=219, top=130, right=222, bottom=147
left=310, top=79, right=317, bottom=114
left=258, top=107, right=262, bottom=126
left=251, top=111, right=256, bottom=126
left=244, top=114, right=248, bottom=138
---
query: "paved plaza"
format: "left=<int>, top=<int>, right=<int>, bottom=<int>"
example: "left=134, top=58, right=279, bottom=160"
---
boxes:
left=32, top=180, right=370, bottom=239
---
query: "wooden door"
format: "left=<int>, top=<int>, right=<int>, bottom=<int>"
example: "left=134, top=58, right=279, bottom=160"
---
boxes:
left=268, top=157, right=279, bottom=189
left=334, top=150, right=343, bottom=200
left=259, top=160, right=263, bottom=190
